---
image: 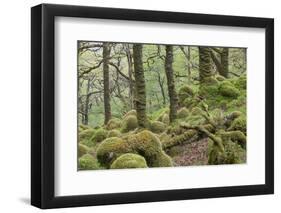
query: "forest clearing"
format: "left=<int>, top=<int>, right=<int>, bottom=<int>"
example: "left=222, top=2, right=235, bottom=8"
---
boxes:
left=77, top=41, right=247, bottom=170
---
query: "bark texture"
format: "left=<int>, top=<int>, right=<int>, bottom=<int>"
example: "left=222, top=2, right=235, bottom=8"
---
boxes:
left=199, top=47, right=213, bottom=82
left=103, top=42, right=111, bottom=125
left=165, top=45, right=179, bottom=123
left=133, top=44, right=147, bottom=128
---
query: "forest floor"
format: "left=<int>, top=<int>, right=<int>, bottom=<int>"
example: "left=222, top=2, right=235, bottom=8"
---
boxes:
left=171, top=138, right=209, bottom=166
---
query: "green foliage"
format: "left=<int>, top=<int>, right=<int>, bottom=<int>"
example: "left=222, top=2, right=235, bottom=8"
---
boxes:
left=78, top=154, right=100, bottom=170
left=121, top=115, right=138, bottom=133
left=110, top=153, right=148, bottom=169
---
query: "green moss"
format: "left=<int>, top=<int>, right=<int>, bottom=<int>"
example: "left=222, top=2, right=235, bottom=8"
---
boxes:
left=199, top=83, right=220, bottom=99
left=78, top=154, right=100, bottom=170
left=78, top=144, right=89, bottom=157
left=106, top=118, right=122, bottom=130
left=79, top=124, right=91, bottom=130
left=178, top=86, right=194, bottom=106
left=96, top=137, right=131, bottom=167
left=158, top=132, right=170, bottom=143
left=110, top=153, right=148, bottom=169
left=150, top=121, right=166, bottom=133
left=177, top=107, right=189, bottom=119
left=201, top=76, right=219, bottom=85
left=185, top=114, right=206, bottom=126
left=228, top=115, right=246, bottom=134
left=161, top=113, right=170, bottom=125
left=107, top=129, right=121, bottom=138
left=151, top=107, right=169, bottom=121
left=235, top=74, right=247, bottom=90
left=97, top=130, right=172, bottom=168
left=228, top=111, right=242, bottom=120
left=218, top=81, right=239, bottom=98
left=208, top=139, right=246, bottom=165
left=151, top=151, right=173, bottom=167
left=89, top=128, right=107, bottom=145
left=221, top=130, right=246, bottom=149
left=216, top=75, right=226, bottom=81
left=123, top=110, right=137, bottom=119
left=121, top=115, right=138, bottom=133
left=78, top=129, right=96, bottom=142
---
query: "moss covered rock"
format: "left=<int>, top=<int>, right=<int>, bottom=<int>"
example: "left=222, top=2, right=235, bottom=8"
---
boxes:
left=97, top=130, right=172, bottom=168
left=202, top=76, right=219, bottom=85
left=79, top=124, right=91, bottom=131
left=96, top=137, right=131, bottom=167
left=78, top=129, right=96, bottom=142
left=78, top=154, right=100, bottom=170
left=106, top=118, right=122, bottom=130
left=89, top=128, right=107, bottom=145
left=162, top=114, right=170, bottom=125
left=121, top=115, right=138, bottom=132
left=208, top=139, right=246, bottom=165
left=125, top=130, right=173, bottom=167
left=78, top=144, right=89, bottom=157
left=216, top=75, right=226, bottom=81
left=123, top=110, right=137, bottom=119
left=150, top=121, right=166, bottom=133
left=218, top=81, right=239, bottom=98
left=177, top=107, right=189, bottom=119
left=228, top=115, right=246, bottom=134
left=107, top=129, right=121, bottom=138
left=178, top=86, right=194, bottom=106
left=199, top=82, right=220, bottom=99
left=235, top=74, right=247, bottom=90
left=110, top=153, right=148, bottom=169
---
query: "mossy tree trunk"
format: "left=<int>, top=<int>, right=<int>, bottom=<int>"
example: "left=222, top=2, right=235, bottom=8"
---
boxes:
left=125, top=44, right=135, bottom=110
left=133, top=44, right=147, bottom=128
left=199, top=47, right=213, bottom=82
left=221, top=48, right=229, bottom=78
left=103, top=42, right=112, bottom=125
left=165, top=45, right=179, bottom=123
left=210, top=48, right=229, bottom=78
left=83, top=79, right=91, bottom=125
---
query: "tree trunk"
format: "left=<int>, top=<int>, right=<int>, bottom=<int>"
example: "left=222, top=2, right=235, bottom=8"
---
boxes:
left=103, top=42, right=111, bottom=125
left=187, top=46, right=191, bottom=83
left=210, top=48, right=229, bottom=78
left=125, top=44, right=135, bottom=109
left=83, top=79, right=91, bottom=125
left=157, top=72, right=166, bottom=105
left=133, top=44, right=147, bottom=128
left=221, top=48, right=229, bottom=78
left=199, top=47, right=213, bottom=82
left=165, top=45, right=178, bottom=123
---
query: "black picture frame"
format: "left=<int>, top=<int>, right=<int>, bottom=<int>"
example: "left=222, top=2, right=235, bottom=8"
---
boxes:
left=31, top=3, right=274, bottom=209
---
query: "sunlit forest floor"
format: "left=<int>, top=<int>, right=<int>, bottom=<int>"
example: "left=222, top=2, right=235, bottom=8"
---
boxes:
left=78, top=74, right=246, bottom=170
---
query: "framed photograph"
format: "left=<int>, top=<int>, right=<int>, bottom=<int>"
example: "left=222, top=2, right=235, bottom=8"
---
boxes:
left=31, top=3, right=274, bottom=209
